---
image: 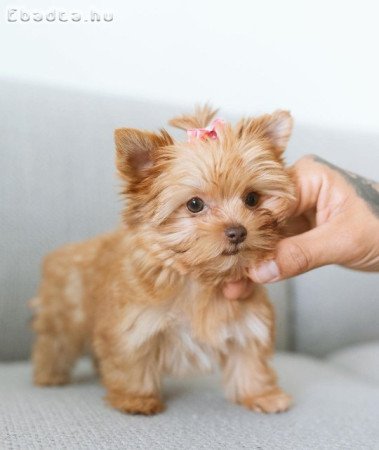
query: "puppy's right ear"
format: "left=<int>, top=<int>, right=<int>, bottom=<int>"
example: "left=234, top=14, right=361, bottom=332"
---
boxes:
left=115, top=128, right=173, bottom=179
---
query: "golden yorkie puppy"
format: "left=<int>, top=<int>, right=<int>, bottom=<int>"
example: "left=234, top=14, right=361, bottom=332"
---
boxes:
left=32, top=105, right=296, bottom=415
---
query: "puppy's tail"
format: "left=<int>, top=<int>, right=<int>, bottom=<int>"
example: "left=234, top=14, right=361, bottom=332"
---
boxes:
left=169, top=103, right=218, bottom=130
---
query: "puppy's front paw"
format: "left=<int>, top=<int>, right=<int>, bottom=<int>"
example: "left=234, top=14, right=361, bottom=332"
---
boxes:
left=106, top=392, right=165, bottom=415
left=241, top=388, right=292, bottom=413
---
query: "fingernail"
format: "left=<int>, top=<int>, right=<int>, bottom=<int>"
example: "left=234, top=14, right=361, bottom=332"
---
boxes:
left=250, top=260, right=280, bottom=283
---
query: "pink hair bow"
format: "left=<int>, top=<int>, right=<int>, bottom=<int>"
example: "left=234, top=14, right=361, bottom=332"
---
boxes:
left=187, top=118, right=225, bottom=142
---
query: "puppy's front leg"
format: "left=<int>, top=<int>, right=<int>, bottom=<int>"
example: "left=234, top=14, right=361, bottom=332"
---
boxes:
left=221, top=342, right=292, bottom=413
left=96, top=336, right=164, bottom=415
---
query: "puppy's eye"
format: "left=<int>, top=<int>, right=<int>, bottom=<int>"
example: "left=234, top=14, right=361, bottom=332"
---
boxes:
left=244, top=191, right=260, bottom=208
left=187, top=197, right=205, bottom=213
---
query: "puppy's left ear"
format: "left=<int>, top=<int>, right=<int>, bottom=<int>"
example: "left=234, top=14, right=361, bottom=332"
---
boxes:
left=115, top=128, right=173, bottom=180
left=238, top=110, right=293, bottom=156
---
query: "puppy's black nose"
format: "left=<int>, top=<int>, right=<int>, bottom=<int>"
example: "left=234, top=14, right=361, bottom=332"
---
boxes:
left=224, top=225, right=247, bottom=244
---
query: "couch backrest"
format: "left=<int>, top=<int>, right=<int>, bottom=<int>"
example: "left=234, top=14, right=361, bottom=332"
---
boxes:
left=286, top=126, right=379, bottom=356
left=0, top=80, right=378, bottom=360
left=0, top=80, right=292, bottom=360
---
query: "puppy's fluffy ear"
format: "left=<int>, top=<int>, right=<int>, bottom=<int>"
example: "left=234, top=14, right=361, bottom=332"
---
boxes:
left=237, top=110, right=293, bottom=155
left=115, top=128, right=173, bottom=179
left=169, top=104, right=218, bottom=130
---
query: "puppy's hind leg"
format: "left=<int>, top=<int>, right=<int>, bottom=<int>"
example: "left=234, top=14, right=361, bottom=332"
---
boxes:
left=32, top=262, right=87, bottom=386
left=32, top=326, right=85, bottom=386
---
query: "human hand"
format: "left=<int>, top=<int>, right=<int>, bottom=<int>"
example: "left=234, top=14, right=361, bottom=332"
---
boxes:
left=224, top=155, right=379, bottom=300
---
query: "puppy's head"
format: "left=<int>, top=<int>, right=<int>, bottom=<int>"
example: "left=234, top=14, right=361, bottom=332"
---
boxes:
left=115, top=105, right=295, bottom=281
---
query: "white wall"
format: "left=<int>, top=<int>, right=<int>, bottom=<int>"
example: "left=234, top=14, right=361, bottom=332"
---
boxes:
left=1, top=0, right=378, bottom=133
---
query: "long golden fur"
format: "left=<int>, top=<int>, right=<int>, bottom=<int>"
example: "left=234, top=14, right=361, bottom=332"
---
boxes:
left=32, top=106, right=295, bottom=415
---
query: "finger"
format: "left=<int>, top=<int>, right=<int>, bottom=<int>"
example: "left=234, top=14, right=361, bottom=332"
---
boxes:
left=249, top=223, right=343, bottom=282
left=285, top=156, right=327, bottom=218
left=223, top=279, right=254, bottom=300
left=223, top=280, right=246, bottom=300
left=281, top=214, right=312, bottom=237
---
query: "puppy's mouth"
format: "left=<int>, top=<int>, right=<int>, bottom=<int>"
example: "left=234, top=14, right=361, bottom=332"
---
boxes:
left=221, top=245, right=242, bottom=256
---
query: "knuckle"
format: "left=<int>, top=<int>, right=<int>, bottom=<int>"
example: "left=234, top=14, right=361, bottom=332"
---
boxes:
left=293, top=154, right=317, bottom=172
left=285, top=242, right=311, bottom=274
left=303, top=153, right=317, bottom=161
left=341, top=229, right=362, bottom=261
left=299, top=154, right=316, bottom=165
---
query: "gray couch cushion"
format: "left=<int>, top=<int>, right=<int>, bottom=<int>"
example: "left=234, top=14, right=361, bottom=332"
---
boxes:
left=292, top=266, right=379, bottom=357
left=1, top=353, right=378, bottom=449
left=282, top=121, right=379, bottom=357
left=327, top=341, right=379, bottom=384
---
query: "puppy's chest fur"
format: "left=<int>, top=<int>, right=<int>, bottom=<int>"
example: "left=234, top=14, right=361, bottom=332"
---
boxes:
left=114, top=279, right=271, bottom=377
left=122, top=303, right=216, bottom=376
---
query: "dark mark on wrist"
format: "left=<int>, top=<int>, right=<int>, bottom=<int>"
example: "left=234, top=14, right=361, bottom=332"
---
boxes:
left=313, top=155, right=379, bottom=218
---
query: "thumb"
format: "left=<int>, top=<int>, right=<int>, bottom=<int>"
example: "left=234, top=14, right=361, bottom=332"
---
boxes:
left=249, top=224, right=341, bottom=282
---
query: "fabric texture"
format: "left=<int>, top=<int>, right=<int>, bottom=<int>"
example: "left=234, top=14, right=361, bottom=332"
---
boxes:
left=286, top=124, right=379, bottom=357
left=1, top=352, right=379, bottom=450
left=327, top=341, right=379, bottom=384
left=292, top=266, right=379, bottom=356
